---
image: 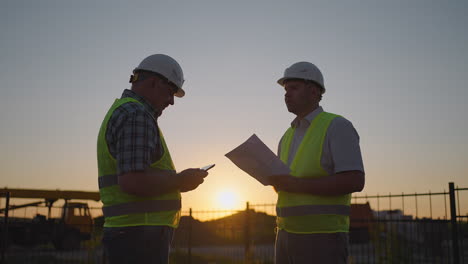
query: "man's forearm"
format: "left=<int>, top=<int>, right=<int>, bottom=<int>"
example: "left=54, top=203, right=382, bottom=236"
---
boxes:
left=293, top=171, right=365, bottom=196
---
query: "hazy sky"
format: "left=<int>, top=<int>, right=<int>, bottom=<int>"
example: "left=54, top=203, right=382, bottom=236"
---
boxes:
left=1, top=0, right=467, bottom=213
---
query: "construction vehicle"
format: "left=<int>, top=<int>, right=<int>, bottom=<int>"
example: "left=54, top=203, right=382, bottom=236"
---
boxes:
left=0, top=188, right=100, bottom=250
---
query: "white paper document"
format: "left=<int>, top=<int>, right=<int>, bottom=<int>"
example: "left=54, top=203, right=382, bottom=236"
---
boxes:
left=225, top=134, right=290, bottom=185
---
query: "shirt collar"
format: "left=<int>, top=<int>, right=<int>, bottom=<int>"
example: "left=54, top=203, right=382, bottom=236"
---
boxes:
left=121, top=89, right=159, bottom=117
left=290, top=106, right=324, bottom=128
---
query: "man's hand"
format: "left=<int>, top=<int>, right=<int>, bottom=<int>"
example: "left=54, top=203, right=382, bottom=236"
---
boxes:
left=269, top=174, right=298, bottom=192
left=176, top=168, right=208, bottom=192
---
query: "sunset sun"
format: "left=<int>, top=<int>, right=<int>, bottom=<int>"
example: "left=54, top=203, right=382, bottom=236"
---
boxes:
left=216, top=190, right=238, bottom=209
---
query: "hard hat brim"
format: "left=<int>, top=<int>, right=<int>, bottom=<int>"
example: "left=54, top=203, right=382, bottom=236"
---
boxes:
left=277, top=77, right=287, bottom=86
left=175, top=88, right=185, bottom=98
left=277, top=77, right=326, bottom=93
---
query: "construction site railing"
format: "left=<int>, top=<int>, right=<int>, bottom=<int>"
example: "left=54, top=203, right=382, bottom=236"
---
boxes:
left=0, top=182, right=467, bottom=263
left=0, top=191, right=10, bottom=264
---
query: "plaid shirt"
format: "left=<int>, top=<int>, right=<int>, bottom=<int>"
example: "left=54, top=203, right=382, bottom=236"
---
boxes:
left=106, top=89, right=163, bottom=174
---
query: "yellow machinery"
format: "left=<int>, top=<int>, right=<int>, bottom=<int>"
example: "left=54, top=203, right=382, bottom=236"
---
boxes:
left=0, top=188, right=100, bottom=250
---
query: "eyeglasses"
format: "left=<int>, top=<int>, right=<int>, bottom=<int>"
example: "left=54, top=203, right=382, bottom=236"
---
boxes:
left=166, top=81, right=178, bottom=96
left=153, top=74, right=178, bottom=95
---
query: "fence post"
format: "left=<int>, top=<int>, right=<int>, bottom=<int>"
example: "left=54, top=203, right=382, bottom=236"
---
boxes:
left=188, top=208, right=192, bottom=264
left=244, top=202, right=251, bottom=263
left=449, top=182, right=460, bottom=264
left=1, top=192, right=10, bottom=264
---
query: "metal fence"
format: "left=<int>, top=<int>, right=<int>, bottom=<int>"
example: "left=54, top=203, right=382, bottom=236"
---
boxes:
left=1, top=182, right=467, bottom=264
left=348, top=182, right=468, bottom=263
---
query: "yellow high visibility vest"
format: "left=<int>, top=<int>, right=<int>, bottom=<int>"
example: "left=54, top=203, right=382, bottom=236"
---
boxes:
left=277, top=111, right=350, bottom=234
left=97, top=97, right=181, bottom=228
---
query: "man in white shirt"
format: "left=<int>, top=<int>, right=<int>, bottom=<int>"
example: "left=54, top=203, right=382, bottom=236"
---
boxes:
left=269, top=61, right=365, bottom=264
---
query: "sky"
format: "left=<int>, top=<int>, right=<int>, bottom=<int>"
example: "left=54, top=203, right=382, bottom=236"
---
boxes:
left=1, top=0, right=467, bottom=216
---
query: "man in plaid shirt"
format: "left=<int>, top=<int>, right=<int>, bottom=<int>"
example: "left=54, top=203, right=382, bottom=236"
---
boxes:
left=97, top=54, right=208, bottom=263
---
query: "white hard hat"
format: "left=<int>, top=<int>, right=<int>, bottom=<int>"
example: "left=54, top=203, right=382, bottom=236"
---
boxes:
left=133, top=54, right=185, bottom=97
left=277, top=61, right=325, bottom=93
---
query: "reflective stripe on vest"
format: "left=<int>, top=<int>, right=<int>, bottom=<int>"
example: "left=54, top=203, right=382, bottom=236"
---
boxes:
left=98, top=169, right=175, bottom=189
left=276, top=204, right=350, bottom=217
left=98, top=174, right=118, bottom=189
left=277, top=111, right=350, bottom=234
left=103, top=199, right=181, bottom=217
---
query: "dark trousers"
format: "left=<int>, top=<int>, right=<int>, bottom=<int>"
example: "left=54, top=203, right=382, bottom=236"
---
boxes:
left=103, top=226, right=174, bottom=264
left=275, top=229, right=349, bottom=264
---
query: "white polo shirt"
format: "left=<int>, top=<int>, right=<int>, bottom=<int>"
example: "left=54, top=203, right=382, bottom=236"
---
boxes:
left=278, top=106, right=364, bottom=175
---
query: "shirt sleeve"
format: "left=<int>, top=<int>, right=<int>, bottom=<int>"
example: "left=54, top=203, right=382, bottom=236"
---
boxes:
left=327, top=117, right=365, bottom=174
left=113, top=105, right=159, bottom=175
